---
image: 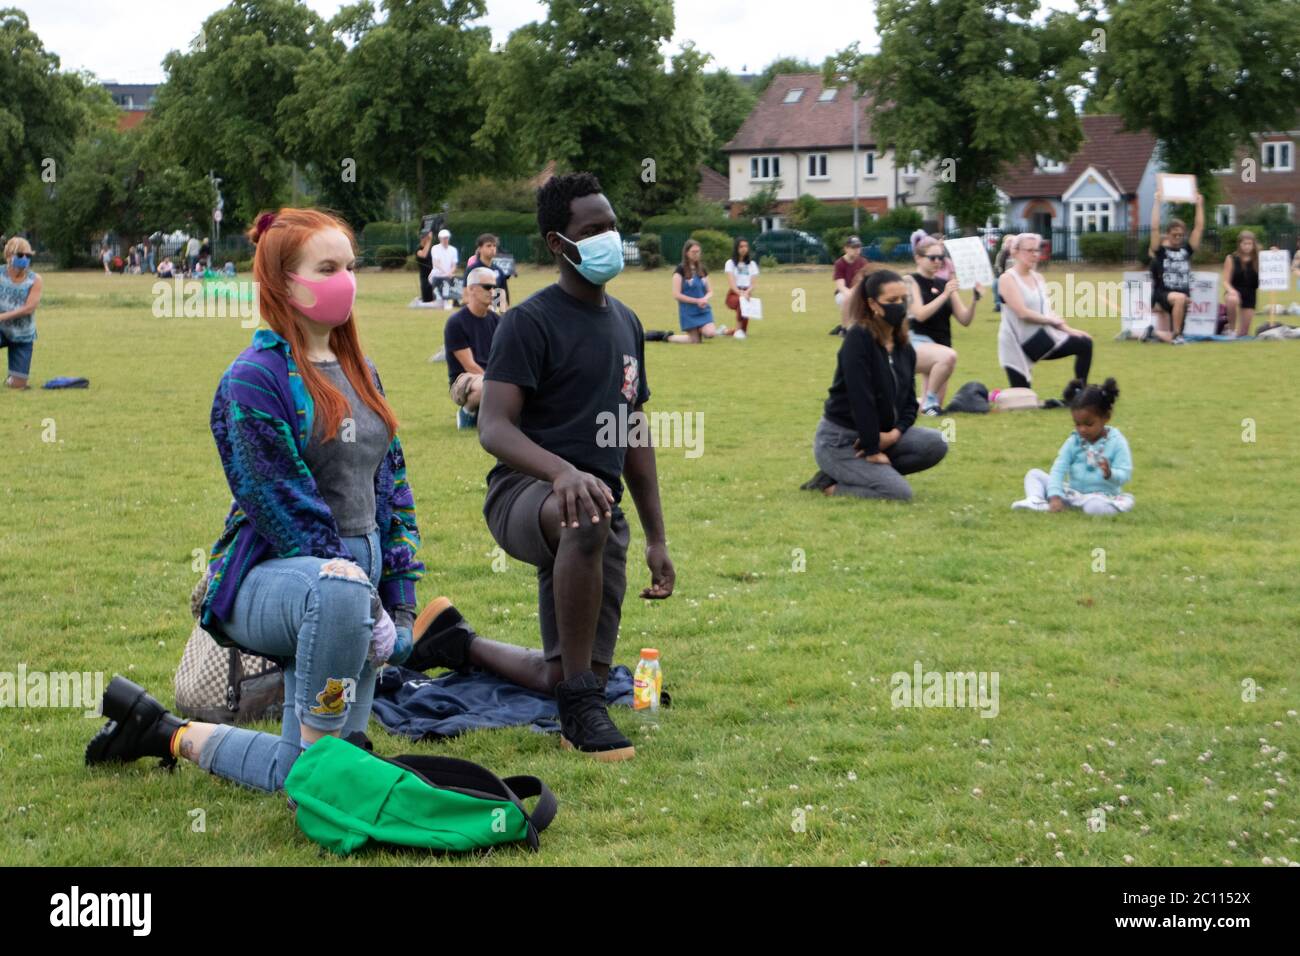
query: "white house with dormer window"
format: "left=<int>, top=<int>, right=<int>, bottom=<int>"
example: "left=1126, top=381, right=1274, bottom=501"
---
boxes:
left=722, top=73, right=944, bottom=229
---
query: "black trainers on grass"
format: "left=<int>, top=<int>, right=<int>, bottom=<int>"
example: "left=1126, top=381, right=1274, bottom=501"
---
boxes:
left=555, top=671, right=635, bottom=762
left=800, top=470, right=835, bottom=492
left=406, top=597, right=478, bottom=673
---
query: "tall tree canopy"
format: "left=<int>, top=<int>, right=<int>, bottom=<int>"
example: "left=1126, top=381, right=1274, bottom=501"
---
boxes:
left=0, top=8, right=101, bottom=231
left=1096, top=0, right=1300, bottom=204
left=473, top=0, right=711, bottom=227
left=833, top=0, right=1091, bottom=230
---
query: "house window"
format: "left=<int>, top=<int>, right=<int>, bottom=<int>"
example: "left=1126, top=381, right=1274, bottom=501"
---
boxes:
left=1071, top=200, right=1112, bottom=233
left=759, top=216, right=784, bottom=232
left=1214, top=159, right=1236, bottom=175
left=1036, top=155, right=1067, bottom=173
left=749, top=155, right=781, bottom=181
left=783, top=88, right=804, bottom=104
left=1216, top=204, right=1235, bottom=226
left=807, top=153, right=828, bottom=179
left=902, top=151, right=921, bottom=177
left=864, top=151, right=876, bottom=177
left=1262, top=141, right=1294, bottom=172
left=817, top=88, right=837, bottom=102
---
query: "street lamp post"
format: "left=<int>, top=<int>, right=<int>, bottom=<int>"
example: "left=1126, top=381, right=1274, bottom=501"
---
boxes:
left=851, top=80, right=860, bottom=233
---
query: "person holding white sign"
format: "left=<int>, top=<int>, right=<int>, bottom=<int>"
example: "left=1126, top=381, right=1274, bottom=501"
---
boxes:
left=1221, top=231, right=1260, bottom=337
left=997, top=233, right=1093, bottom=390
left=907, top=236, right=980, bottom=415
left=1146, top=189, right=1204, bottom=343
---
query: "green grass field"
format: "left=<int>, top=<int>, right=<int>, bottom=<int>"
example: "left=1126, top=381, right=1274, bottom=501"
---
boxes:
left=2, top=264, right=1298, bottom=866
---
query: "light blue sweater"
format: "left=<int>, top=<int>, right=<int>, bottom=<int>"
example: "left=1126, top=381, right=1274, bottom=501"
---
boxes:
left=1048, top=426, right=1133, bottom=497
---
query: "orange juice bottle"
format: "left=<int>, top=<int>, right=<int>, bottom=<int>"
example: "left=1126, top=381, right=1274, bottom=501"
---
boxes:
left=633, top=649, right=662, bottom=714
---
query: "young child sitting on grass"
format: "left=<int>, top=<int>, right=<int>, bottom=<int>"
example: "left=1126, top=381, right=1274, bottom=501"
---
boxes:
left=1013, top=378, right=1133, bottom=516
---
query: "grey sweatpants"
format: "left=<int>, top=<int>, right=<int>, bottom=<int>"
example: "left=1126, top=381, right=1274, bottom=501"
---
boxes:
left=813, top=417, right=948, bottom=501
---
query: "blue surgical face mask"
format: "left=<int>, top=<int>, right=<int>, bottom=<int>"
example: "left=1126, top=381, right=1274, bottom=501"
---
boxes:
left=557, top=229, right=624, bottom=285
left=12, top=255, right=31, bottom=270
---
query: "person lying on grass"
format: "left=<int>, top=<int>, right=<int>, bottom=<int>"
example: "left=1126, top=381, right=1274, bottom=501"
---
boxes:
left=86, top=207, right=454, bottom=791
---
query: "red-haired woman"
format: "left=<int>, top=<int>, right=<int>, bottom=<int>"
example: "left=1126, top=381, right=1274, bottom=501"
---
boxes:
left=87, top=208, right=440, bottom=792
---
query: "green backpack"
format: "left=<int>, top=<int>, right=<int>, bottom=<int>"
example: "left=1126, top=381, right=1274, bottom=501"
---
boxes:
left=284, top=735, right=557, bottom=855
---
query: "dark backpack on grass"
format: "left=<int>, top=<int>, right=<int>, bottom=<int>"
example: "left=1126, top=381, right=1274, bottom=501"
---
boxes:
left=944, top=381, right=990, bottom=414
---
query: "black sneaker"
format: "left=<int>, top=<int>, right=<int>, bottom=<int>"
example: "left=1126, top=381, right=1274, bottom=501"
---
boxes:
left=644, top=330, right=672, bottom=342
left=828, top=324, right=846, bottom=336
left=86, top=676, right=190, bottom=768
left=799, top=470, right=835, bottom=492
left=555, top=671, right=635, bottom=761
left=405, top=597, right=478, bottom=672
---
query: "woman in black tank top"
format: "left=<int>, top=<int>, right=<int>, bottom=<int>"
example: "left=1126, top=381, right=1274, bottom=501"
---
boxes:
left=1221, top=230, right=1260, bottom=336
left=907, top=237, right=979, bottom=414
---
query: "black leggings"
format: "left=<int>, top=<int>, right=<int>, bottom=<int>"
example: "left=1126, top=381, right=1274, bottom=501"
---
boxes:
left=1004, top=334, right=1092, bottom=389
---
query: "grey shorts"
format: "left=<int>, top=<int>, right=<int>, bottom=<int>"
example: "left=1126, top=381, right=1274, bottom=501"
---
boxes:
left=483, top=469, right=629, bottom=665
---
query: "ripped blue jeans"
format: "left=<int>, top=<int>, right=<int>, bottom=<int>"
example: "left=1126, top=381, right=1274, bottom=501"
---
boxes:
left=198, top=531, right=382, bottom=792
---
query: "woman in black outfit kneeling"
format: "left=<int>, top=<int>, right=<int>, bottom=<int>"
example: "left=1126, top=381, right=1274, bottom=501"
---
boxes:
left=801, top=269, right=948, bottom=500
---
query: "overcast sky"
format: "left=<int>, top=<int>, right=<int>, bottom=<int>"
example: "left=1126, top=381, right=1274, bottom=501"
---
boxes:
left=16, top=0, right=888, bottom=84
left=20, top=0, right=1083, bottom=85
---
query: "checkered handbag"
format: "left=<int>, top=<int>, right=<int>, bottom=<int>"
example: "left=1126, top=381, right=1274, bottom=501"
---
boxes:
left=173, top=577, right=284, bottom=725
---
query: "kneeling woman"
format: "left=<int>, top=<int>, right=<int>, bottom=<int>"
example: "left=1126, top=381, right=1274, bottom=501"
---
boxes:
left=806, top=269, right=948, bottom=500
left=87, top=208, right=430, bottom=792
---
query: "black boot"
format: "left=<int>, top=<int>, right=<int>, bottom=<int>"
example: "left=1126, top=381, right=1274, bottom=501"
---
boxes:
left=405, top=597, right=478, bottom=672
left=555, top=670, right=635, bottom=761
left=85, top=676, right=190, bottom=768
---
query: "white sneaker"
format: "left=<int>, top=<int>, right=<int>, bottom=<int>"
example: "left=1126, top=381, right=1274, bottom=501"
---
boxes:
left=429, top=347, right=446, bottom=363
left=1011, top=497, right=1049, bottom=511
left=733, top=329, right=747, bottom=340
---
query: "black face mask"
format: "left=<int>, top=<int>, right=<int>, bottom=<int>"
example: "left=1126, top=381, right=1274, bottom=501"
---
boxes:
left=878, top=301, right=907, bottom=328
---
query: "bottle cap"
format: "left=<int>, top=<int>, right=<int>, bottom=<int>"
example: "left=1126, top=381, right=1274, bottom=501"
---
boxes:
left=640, top=648, right=659, bottom=660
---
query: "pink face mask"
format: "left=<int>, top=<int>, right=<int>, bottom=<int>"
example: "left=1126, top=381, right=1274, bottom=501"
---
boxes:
left=287, top=269, right=356, bottom=327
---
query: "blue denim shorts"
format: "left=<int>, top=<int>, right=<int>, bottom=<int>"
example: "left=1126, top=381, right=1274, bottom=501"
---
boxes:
left=0, top=329, right=33, bottom=377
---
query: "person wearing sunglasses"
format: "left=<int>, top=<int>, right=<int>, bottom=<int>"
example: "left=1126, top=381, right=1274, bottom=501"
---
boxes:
left=997, top=232, right=1092, bottom=391
left=907, top=237, right=979, bottom=414
left=444, top=266, right=501, bottom=429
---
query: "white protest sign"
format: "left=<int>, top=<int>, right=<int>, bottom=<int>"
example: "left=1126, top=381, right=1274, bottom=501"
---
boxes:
left=740, top=296, right=763, bottom=319
left=943, top=236, right=995, bottom=290
left=1158, top=173, right=1198, bottom=203
left=1259, top=250, right=1289, bottom=291
left=1184, top=271, right=1219, bottom=337
left=1121, top=271, right=1153, bottom=335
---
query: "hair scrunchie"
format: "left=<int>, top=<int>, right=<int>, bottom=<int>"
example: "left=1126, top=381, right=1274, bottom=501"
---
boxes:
left=253, top=212, right=277, bottom=240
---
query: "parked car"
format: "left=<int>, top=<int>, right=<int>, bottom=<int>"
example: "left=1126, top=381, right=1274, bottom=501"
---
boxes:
left=753, top=229, right=830, bottom=264
left=862, top=233, right=917, bottom=263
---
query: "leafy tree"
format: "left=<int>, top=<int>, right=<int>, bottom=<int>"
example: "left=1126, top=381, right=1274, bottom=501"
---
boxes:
left=1096, top=0, right=1300, bottom=206
left=741, top=180, right=782, bottom=221
left=150, top=0, right=327, bottom=224
left=0, top=9, right=101, bottom=231
left=281, top=0, right=494, bottom=217
left=30, top=126, right=214, bottom=265
left=833, top=1, right=1091, bottom=231
left=473, top=0, right=710, bottom=226
left=702, top=68, right=757, bottom=173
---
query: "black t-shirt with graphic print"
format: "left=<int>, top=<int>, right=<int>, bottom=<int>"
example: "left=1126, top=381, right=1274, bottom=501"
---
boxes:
left=1151, top=243, right=1194, bottom=295
left=484, top=282, right=650, bottom=502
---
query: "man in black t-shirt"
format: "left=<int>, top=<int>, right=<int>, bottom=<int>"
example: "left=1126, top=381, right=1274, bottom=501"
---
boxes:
left=410, top=172, right=675, bottom=762
left=443, top=266, right=500, bottom=429
left=1146, top=190, right=1204, bottom=344
left=464, top=233, right=511, bottom=311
